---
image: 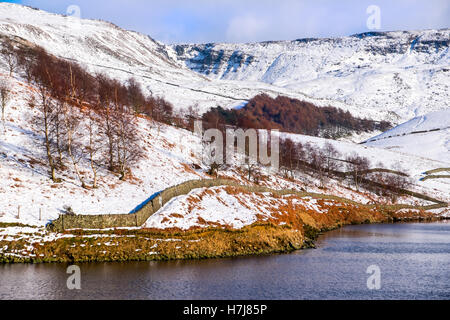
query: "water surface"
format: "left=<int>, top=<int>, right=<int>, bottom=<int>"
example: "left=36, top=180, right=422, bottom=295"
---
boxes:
left=0, top=221, right=449, bottom=300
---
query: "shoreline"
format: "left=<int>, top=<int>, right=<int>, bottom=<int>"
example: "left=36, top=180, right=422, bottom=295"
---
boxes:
left=0, top=212, right=446, bottom=265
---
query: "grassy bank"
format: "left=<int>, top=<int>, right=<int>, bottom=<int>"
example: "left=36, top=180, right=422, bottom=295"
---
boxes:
left=0, top=202, right=441, bottom=264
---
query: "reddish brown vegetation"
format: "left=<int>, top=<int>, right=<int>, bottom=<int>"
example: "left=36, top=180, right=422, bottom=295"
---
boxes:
left=2, top=39, right=178, bottom=185
left=203, top=94, right=391, bottom=138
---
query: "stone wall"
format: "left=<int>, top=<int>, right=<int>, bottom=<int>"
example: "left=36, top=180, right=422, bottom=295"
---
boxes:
left=47, top=176, right=448, bottom=232
left=47, top=179, right=238, bottom=232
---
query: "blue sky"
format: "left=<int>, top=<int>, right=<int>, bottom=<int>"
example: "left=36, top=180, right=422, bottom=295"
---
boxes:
left=3, top=0, right=449, bottom=43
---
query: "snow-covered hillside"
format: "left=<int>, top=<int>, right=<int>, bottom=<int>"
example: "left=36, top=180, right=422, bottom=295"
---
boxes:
left=0, top=3, right=449, bottom=230
left=0, top=75, right=209, bottom=226
left=365, top=109, right=450, bottom=163
left=1, top=73, right=448, bottom=227
left=3, top=3, right=447, bottom=124
left=0, top=2, right=382, bottom=121
left=175, top=30, right=450, bottom=123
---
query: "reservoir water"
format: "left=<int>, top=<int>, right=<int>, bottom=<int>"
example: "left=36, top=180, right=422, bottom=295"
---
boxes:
left=0, top=221, right=449, bottom=300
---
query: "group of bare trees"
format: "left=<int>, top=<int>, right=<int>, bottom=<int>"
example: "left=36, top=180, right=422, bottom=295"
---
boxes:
left=279, top=137, right=410, bottom=194
left=19, top=47, right=144, bottom=186
left=0, top=40, right=14, bottom=128
left=280, top=139, right=343, bottom=186
left=202, top=94, right=392, bottom=138
left=0, top=39, right=177, bottom=187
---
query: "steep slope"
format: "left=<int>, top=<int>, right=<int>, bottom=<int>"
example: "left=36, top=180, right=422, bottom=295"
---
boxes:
left=0, top=75, right=209, bottom=226
left=365, top=109, right=450, bottom=163
left=1, top=74, right=448, bottom=227
left=175, top=30, right=450, bottom=123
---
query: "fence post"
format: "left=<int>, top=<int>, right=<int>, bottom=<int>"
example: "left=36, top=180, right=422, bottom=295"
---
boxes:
left=17, top=206, right=20, bottom=220
left=39, top=208, right=42, bottom=221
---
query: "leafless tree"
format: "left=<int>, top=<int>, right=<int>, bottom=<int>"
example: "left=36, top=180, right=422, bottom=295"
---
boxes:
left=62, top=101, right=86, bottom=188
left=28, top=49, right=60, bottom=182
left=308, top=145, right=328, bottom=187
left=0, top=79, right=11, bottom=124
left=323, top=142, right=341, bottom=175
left=113, top=88, right=142, bottom=181
left=185, top=104, right=200, bottom=131
left=126, top=77, right=145, bottom=113
left=346, top=153, right=371, bottom=190
left=96, top=74, right=117, bottom=171
left=1, top=41, right=18, bottom=77
left=31, top=88, right=58, bottom=182
left=280, top=138, right=297, bottom=178
left=85, top=108, right=103, bottom=188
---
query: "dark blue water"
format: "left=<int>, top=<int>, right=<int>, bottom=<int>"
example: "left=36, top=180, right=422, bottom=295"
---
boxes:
left=0, top=221, right=449, bottom=300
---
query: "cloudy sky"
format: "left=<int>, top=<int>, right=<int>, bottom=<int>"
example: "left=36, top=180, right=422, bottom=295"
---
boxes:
left=3, top=0, right=449, bottom=43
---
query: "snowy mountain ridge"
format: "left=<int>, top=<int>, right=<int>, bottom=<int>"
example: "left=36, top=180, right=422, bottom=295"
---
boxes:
left=0, top=3, right=448, bottom=125
left=175, top=29, right=450, bottom=122
left=0, top=3, right=378, bottom=121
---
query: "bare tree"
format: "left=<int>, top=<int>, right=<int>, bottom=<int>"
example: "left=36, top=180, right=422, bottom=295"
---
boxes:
left=126, top=77, right=145, bottom=113
left=96, top=74, right=117, bottom=171
left=280, top=138, right=297, bottom=178
left=31, top=88, right=58, bottom=182
left=15, top=46, right=36, bottom=83
left=62, top=101, right=86, bottom=188
left=0, top=79, right=11, bottom=123
left=52, top=100, right=66, bottom=167
left=185, top=104, right=200, bottom=131
left=153, top=97, right=173, bottom=125
left=308, top=145, right=327, bottom=187
left=85, top=108, right=103, bottom=188
left=113, top=87, right=142, bottom=181
left=323, top=142, right=341, bottom=175
left=243, top=158, right=259, bottom=182
left=346, top=153, right=371, bottom=190
left=1, top=41, right=18, bottom=77
left=28, top=49, right=60, bottom=182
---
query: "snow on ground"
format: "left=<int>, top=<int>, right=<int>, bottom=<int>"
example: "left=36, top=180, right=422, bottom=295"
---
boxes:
left=176, top=29, right=450, bottom=124
left=0, top=75, right=207, bottom=226
left=0, top=4, right=448, bottom=230
left=144, top=186, right=341, bottom=230
left=1, top=74, right=448, bottom=229
left=0, top=2, right=378, bottom=119
left=279, top=131, right=450, bottom=205
left=365, top=109, right=450, bottom=163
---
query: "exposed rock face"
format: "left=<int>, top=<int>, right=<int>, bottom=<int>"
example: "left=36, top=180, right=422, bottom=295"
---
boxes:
left=175, top=30, right=449, bottom=80
left=174, top=29, right=450, bottom=121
